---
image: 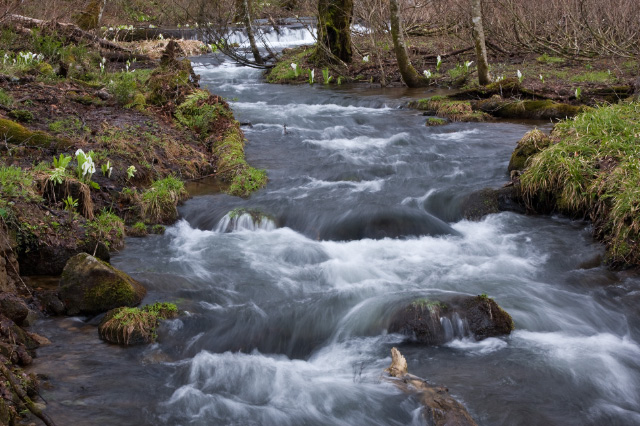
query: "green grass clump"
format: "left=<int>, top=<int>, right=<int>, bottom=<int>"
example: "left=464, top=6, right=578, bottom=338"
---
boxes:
left=536, top=54, right=565, bottom=64
left=98, top=302, right=178, bottom=345
left=520, top=101, right=640, bottom=265
left=213, top=126, right=267, bottom=197
left=87, top=210, right=125, bottom=249
left=49, top=117, right=90, bottom=135
left=0, top=166, right=38, bottom=199
left=0, top=88, right=13, bottom=107
left=570, top=71, right=615, bottom=83
left=140, top=175, right=188, bottom=223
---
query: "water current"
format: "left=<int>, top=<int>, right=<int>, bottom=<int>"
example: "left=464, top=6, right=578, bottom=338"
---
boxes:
left=32, top=29, right=640, bottom=426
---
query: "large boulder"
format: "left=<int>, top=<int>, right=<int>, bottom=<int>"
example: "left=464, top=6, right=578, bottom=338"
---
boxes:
left=508, top=129, right=550, bottom=173
left=385, top=348, right=477, bottom=426
left=388, top=295, right=514, bottom=345
left=59, top=253, right=146, bottom=315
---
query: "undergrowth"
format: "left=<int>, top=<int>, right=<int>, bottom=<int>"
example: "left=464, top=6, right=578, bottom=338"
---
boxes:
left=520, top=101, right=640, bottom=265
left=140, top=175, right=187, bottom=223
left=99, top=302, right=178, bottom=345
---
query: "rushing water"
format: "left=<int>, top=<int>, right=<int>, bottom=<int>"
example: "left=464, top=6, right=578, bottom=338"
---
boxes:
left=31, top=30, right=640, bottom=426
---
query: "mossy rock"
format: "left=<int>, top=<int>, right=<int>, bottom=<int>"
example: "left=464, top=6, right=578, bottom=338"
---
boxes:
left=409, top=98, right=491, bottom=122
left=460, top=186, right=525, bottom=220
left=0, top=118, right=73, bottom=149
left=508, top=129, right=551, bottom=172
left=476, top=96, right=587, bottom=120
left=212, top=126, right=268, bottom=197
left=425, top=117, right=447, bottom=126
left=388, top=294, right=514, bottom=344
left=98, top=302, right=179, bottom=346
left=59, top=253, right=147, bottom=315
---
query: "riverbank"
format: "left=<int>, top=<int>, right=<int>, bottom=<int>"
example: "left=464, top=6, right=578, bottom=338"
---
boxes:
left=0, top=20, right=266, bottom=423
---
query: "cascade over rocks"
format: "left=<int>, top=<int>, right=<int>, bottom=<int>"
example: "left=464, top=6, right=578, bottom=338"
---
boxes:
left=59, top=253, right=146, bottom=315
left=385, top=348, right=478, bottom=426
left=388, top=295, right=514, bottom=344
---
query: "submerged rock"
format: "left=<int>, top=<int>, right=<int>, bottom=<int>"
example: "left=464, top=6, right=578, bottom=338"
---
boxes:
left=59, top=253, right=146, bottom=315
left=98, top=302, right=178, bottom=345
left=460, top=185, right=525, bottom=220
left=385, top=347, right=478, bottom=426
left=388, top=295, right=514, bottom=344
left=508, top=129, right=551, bottom=173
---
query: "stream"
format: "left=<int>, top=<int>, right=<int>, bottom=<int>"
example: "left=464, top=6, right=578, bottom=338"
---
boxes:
left=31, top=30, right=640, bottom=426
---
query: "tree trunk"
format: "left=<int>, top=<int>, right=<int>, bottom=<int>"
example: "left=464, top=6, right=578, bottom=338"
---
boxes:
left=389, top=0, right=427, bottom=88
left=315, top=0, right=353, bottom=63
left=75, top=0, right=107, bottom=31
left=471, top=0, right=490, bottom=85
left=242, top=0, right=263, bottom=64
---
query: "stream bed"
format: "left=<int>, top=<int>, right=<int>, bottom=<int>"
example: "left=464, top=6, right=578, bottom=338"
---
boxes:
left=31, top=36, right=640, bottom=426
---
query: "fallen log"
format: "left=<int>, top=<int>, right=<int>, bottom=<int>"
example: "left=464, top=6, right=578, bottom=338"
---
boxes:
left=8, top=14, right=129, bottom=52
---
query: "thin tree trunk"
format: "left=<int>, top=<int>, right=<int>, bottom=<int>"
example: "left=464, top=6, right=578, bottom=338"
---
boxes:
left=389, top=0, right=427, bottom=88
left=242, top=0, right=263, bottom=64
left=471, top=0, right=490, bottom=85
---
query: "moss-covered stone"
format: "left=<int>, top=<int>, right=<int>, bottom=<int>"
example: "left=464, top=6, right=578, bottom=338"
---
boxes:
left=98, top=302, right=178, bottom=346
left=425, top=117, right=447, bottom=126
left=476, top=96, right=587, bottom=120
left=59, top=253, right=146, bottom=315
left=508, top=129, right=551, bottom=172
left=0, top=118, right=73, bottom=149
left=409, top=97, right=492, bottom=122
left=388, top=294, right=514, bottom=344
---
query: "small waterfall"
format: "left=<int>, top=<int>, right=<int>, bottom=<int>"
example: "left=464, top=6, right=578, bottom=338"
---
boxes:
left=439, top=313, right=470, bottom=342
left=214, top=210, right=276, bottom=232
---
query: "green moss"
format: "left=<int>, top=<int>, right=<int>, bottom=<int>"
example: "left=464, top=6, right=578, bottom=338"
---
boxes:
left=7, top=109, right=34, bottom=123
left=175, top=89, right=231, bottom=137
left=536, top=54, right=565, bottom=64
left=82, top=267, right=141, bottom=312
left=0, top=118, right=72, bottom=148
left=520, top=101, right=640, bottom=266
left=508, top=129, right=551, bottom=172
left=409, top=97, right=491, bottom=122
left=570, top=71, right=615, bottom=83
left=478, top=98, right=587, bottom=120
left=265, top=46, right=314, bottom=84
left=213, top=125, right=268, bottom=197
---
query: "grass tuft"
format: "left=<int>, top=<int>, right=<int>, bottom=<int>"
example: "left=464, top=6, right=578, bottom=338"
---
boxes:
left=520, top=101, right=640, bottom=265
